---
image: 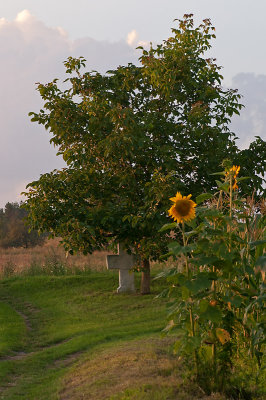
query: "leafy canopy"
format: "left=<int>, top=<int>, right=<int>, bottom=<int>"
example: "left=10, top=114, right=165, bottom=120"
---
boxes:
left=25, top=15, right=254, bottom=259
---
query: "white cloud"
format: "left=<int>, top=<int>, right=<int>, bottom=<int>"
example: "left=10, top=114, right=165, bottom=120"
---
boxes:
left=15, top=9, right=33, bottom=23
left=127, top=29, right=138, bottom=47
left=127, top=29, right=149, bottom=49
left=56, top=26, right=68, bottom=38
left=137, top=40, right=149, bottom=48
left=0, top=10, right=139, bottom=207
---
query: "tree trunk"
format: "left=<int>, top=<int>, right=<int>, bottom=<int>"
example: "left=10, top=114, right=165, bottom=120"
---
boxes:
left=140, top=258, right=150, bottom=295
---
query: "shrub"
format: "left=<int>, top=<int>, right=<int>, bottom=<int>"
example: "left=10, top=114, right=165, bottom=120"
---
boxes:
left=159, top=162, right=265, bottom=396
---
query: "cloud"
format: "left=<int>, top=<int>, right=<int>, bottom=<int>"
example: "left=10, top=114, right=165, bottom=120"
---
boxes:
left=127, top=29, right=149, bottom=49
left=0, top=10, right=264, bottom=207
left=230, top=73, right=266, bottom=149
left=0, top=10, right=139, bottom=207
left=127, top=29, right=138, bottom=47
left=15, top=9, right=33, bottom=23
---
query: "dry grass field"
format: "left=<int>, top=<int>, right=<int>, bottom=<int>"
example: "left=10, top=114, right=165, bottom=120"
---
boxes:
left=0, top=239, right=173, bottom=278
left=0, top=238, right=109, bottom=277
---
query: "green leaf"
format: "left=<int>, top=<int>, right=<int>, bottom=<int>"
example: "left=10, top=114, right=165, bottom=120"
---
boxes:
left=196, top=193, right=212, bottom=204
left=184, top=335, right=201, bottom=352
left=236, top=176, right=250, bottom=182
left=185, top=273, right=212, bottom=294
left=168, top=242, right=181, bottom=254
left=196, top=238, right=210, bottom=251
left=215, top=180, right=230, bottom=192
left=159, top=222, right=177, bottom=232
left=249, top=240, right=266, bottom=247
left=156, top=288, right=170, bottom=298
left=209, top=172, right=225, bottom=176
left=255, top=255, right=266, bottom=271
left=181, top=286, right=190, bottom=300
left=231, top=296, right=242, bottom=308
left=168, top=242, right=196, bottom=256
left=184, top=230, right=198, bottom=239
left=192, top=255, right=220, bottom=267
left=200, top=305, right=222, bottom=323
left=184, top=219, right=197, bottom=228
left=199, top=299, right=209, bottom=313
left=176, top=273, right=186, bottom=286
left=198, top=208, right=222, bottom=218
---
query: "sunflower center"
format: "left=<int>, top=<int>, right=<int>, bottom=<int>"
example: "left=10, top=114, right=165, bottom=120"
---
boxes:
left=174, top=200, right=191, bottom=217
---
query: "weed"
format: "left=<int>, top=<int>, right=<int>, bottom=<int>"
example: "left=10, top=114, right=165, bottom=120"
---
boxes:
left=2, top=261, right=16, bottom=277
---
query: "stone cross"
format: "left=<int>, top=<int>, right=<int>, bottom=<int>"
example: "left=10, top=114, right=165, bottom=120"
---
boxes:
left=106, top=243, right=136, bottom=293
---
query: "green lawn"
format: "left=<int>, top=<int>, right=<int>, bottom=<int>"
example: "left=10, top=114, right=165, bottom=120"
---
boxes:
left=1, top=270, right=262, bottom=400
left=0, top=271, right=177, bottom=400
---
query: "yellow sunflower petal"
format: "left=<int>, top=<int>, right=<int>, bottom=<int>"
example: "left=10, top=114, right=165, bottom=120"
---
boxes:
left=175, top=192, right=183, bottom=199
left=169, top=192, right=183, bottom=202
left=168, top=193, right=196, bottom=224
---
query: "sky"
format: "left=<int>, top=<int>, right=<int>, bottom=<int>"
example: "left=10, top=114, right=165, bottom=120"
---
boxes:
left=0, top=0, right=265, bottom=207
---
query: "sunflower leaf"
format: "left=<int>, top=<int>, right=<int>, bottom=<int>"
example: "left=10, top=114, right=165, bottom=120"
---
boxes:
left=210, top=172, right=225, bottom=176
left=159, top=222, right=177, bottom=232
left=196, top=193, right=212, bottom=204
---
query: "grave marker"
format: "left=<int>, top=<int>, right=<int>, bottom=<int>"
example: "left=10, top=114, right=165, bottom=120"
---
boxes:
left=106, top=243, right=136, bottom=293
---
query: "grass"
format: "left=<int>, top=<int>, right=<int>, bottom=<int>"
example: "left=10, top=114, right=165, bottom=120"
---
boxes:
left=0, top=270, right=175, bottom=399
left=0, top=238, right=174, bottom=279
left=0, top=238, right=109, bottom=277
left=61, top=338, right=204, bottom=400
left=0, top=243, right=264, bottom=399
left=0, top=302, right=27, bottom=356
left=0, top=268, right=228, bottom=400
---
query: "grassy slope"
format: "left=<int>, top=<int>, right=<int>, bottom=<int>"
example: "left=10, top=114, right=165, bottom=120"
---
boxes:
left=0, top=271, right=180, bottom=400
left=0, top=302, right=26, bottom=355
left=1, top=270, right=263, bottom=400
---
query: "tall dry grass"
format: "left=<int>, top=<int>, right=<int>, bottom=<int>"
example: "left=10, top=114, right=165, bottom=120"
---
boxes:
left=0, top=238, right=109, bottom=277
left=0, top=237, right=175, bottom=278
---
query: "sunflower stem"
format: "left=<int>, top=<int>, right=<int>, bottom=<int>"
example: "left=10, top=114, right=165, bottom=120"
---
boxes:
left=212, top=341, right=217, bottom=384
left=229, top=173, right=233, bottom=219
left=189, top=304, right=199, bottom=378
left=181, top=222, right=189, bottom=276
left=229, top=173, right=233, bottom=290
left=217, top=190, right=223, bottom=210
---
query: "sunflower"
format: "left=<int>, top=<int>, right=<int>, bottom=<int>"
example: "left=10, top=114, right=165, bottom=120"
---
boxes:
left=225, top=165, right=240, bottom=190
left=168, top=192, right=196, bottom=223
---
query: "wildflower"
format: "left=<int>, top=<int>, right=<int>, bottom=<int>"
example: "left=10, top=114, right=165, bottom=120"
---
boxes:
left=168, top=192, right=196, bottom=223
left=225, top=165, right=240, bottom=190
left=231, top=165, right=240, bottom=178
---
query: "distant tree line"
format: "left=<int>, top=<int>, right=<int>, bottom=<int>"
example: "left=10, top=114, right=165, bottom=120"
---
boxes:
left=0, top=202, right=47, bottom=248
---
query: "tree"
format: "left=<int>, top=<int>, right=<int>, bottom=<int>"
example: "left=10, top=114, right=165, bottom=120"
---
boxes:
left=235, top=136, right=266, bottom=198
left=25, top=15, right=250, bottom=293
left=0, top=202, right=46, bottom=248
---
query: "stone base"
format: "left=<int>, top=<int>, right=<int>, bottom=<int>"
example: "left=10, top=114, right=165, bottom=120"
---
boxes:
left=117, top=269, right=135, bottom=293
